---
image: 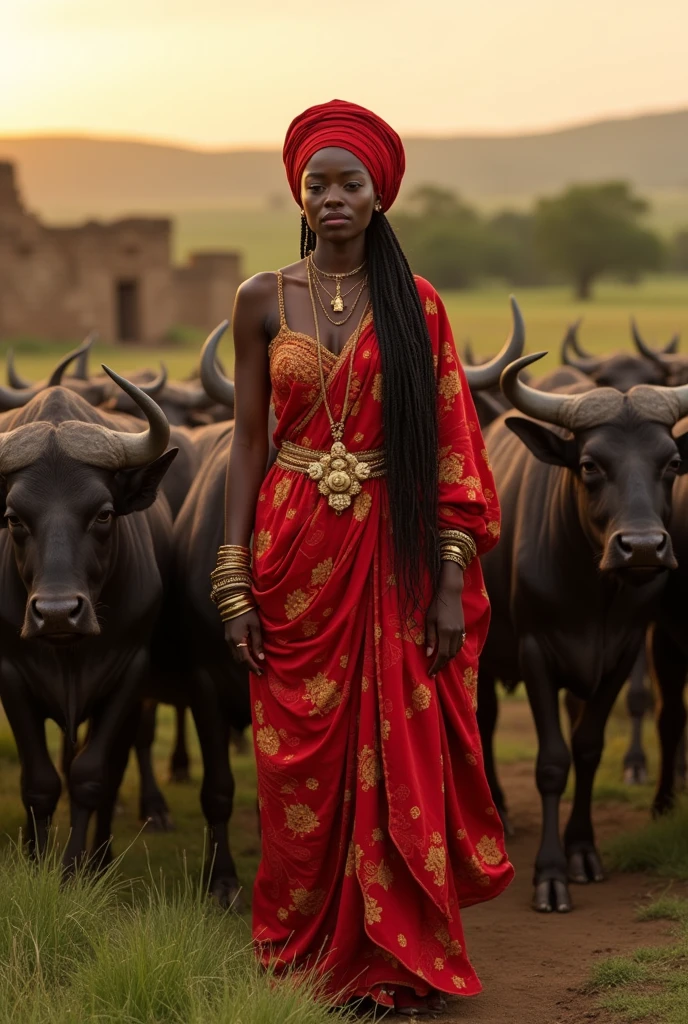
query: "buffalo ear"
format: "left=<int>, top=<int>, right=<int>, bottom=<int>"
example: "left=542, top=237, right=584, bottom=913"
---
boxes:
left=113, top=448, right=178, bottom=515
left=676, top=432, right=688, bottom=475
left=505, top=416, right=577, bottom=468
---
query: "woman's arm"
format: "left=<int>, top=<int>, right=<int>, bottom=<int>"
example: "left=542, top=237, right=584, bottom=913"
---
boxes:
left=223, top=274, right=273, bottom=674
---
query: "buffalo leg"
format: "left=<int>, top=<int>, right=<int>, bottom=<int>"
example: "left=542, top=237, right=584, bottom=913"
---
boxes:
left=190, top=668, right=241, bottom=909
left=91, top=704, right=142, bottom=866
left=476, top=673, right=513, bottom=836
left=170, top=704, right=191, bottom=783
left=623, top=649, right=651, bottom=785
left=63, top=649, right=147, bottom=870
left=135, top=700, right=173, bottom=830
left=564, top=679, right=622, bottom=884
left=0, top=660, right=61, bottom=855
left=520, top=636, right=572, bottom=913
left=650, top=624, right=688, bottom=816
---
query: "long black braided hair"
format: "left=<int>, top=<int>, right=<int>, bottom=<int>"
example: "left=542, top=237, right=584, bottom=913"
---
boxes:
left=301, top=210, right=440, bottom=608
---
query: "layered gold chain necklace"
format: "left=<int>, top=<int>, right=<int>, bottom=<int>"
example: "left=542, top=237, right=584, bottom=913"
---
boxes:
left=309, top=254, right=367, bottom=317
left=305, top=258, right=372, bottom=513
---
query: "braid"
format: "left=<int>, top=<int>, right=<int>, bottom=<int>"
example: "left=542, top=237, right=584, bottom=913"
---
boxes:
left=366, top=210, right=439, bottom=606
left=300, top=214, right=317, bottom=259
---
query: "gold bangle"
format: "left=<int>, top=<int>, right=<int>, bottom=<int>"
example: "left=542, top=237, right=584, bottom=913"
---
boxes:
left=441, top=551, right=468, bottom=569
left=219, top=603, right=256, bottom=623
left=217, top=598, right=255, bottom=617
left=439, top=529, right=476, bottom=557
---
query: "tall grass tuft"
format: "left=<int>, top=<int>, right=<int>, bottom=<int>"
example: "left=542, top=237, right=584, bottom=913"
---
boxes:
left=604, top=803, right=688, bottom=878
left=0, top=842, right=357, bottom=1024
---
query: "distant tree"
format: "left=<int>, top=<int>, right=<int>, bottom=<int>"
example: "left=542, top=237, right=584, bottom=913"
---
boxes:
left=393, top=186, right=487, bottom=289
left=534, top=182, right=664, bottom=299
left=669, top=229, right=688, bottom=273
left=485, top=210, right=548, bottom=286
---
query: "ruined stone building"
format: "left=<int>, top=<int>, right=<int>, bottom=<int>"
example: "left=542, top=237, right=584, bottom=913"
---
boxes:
left=0, top=162, right=242, bottom=343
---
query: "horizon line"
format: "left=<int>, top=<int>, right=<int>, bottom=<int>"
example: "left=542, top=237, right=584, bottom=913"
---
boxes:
left=2, top=103, right=687, bottom=153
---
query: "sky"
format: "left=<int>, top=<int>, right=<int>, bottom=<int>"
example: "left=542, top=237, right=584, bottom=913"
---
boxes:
left=2, top=0, right=688, bottom=148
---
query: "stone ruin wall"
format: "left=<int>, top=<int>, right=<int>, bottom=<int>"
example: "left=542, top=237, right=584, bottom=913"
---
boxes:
left=0, top=162, right=242, bottom=343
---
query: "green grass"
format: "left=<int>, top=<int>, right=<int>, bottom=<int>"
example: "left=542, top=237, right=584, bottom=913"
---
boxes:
left=4, top=274, right=687, bottom=387
left=587, top=896, right=688, bottom=1023
left=0, top=843, right=356, bottom=1024
left=604, top=804, right=688, bottom=879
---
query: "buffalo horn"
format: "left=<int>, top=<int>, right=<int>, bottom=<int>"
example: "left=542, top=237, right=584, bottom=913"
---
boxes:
left=200, top=320, right=235, bottom=408
left=70, top=332, right=97, bottom=380
left=100, top=365, right=170, bottom=466
left=6, top=350, right=32, bottom=390
left=137, top=363, right=168, bottom=397
left=631, top=319, right=681, bottom=365
left=463, top=297, right=525, bottom=392
left=560, top=320, right=598, bottom=374
left=47, top=337, right=98, bottom=387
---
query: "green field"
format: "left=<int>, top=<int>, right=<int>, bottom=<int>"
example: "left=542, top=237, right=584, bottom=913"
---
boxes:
left=4, top=275, right=688, bottom=385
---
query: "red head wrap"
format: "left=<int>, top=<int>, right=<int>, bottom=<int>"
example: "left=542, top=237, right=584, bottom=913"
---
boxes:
left=282, top=99, right=405, bottom=212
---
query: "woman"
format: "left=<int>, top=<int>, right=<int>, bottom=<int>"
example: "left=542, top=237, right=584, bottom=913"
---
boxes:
left=213, top=99, right=513, bottom=1015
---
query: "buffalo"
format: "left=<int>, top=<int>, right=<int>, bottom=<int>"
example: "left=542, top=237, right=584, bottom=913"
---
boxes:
left=479, top=351, right=688, bottom=913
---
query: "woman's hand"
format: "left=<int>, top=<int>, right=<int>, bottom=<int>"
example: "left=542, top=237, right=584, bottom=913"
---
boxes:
left=425, top=562, right=466, bottom=677
left=225, top=609, right=265, bottom=676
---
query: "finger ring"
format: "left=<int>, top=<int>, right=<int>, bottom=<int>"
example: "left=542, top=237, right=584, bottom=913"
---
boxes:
left=236, top=642, right=248, bottom=648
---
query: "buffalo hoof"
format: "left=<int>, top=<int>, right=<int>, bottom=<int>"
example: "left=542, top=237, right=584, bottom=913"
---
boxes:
left=142, top=808, right=175, bottom=832
left=652, top=792, right=675, bottom=818
left=532, top=879, right=572, bottom=913
left=623, top=762, right=649, bottom=785
left=209, top=875, right=244, bottom=911
left=567, top=848, right=604, bottom=884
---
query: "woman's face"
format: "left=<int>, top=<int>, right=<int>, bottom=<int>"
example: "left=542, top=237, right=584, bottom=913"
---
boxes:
left=301, top=147, right=377, bottom=244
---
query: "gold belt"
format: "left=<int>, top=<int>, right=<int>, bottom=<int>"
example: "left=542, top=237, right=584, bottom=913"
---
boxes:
left=276, top=439, right=386, bottom=513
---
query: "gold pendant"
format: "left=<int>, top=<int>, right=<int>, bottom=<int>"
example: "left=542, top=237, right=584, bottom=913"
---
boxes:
left=307, top=440, right=371, bottom=513
left=331, top=279, right=344, bottom=313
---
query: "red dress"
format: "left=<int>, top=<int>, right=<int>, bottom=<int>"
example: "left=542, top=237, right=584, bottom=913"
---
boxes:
left=250, top=274, right=513, bottom=1006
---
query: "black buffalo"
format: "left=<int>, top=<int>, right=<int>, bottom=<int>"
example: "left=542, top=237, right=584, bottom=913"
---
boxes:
left=0, top=373, right=176, bottom=867
left=479, top=352, right=688, bottom=913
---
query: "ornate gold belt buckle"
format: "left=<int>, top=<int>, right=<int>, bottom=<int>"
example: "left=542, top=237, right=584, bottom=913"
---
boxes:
left=307, top=441, right=371, bottom=513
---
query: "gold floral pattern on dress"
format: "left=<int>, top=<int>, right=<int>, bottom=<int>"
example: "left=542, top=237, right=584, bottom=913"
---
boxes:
left=372, top=373, right=383, bottom=402
left=255, top=529, right=271, bottom=558
left=372, top=827, right=384, bottom=842
left=286, top=507, right=297, bottom=519
left=256, top=725, right=280, bottom=756
left=302, top=619, right=318, bottom=637
left=310, top=558, right=333, bottom=587
left=323, top=607, right=333, bottom=617
left=410, top=806, right=421, bottom=819
left=481, top=448, right=491, bottom=468
left=285, top=589, right=311, bottom=620
left=412, top=683, right=432, bottom=712
left=397, top=934, right=408, bottom=947
left=452, top=976, right=467, bottom=990
left=463, top=666, right=478, bottom=710
left=354, top=431, right=365, bottom=442
left=345, top=843, right=356, bottom=878
left=284, top=802, right=320, bottom=837
left=381, top=719, right=391, bottom=741
left=476, top=835, right=503, bottom=866
left=424, top=842, right=447, bottom=887
left=434, top=957, right=445, bottom=971
left=303, top=672, right=342, bottom=715
left=254, top=700, right=264, bottom=725
left=277, top=907, right=289, bottom=922
left=438, top=445, right=465, bottom=484
left=425, top=297, right=438, bottom=315
left=465, top=752, right=477, bottom=766
left=487, top=520, right=501, bottom=537
left=435, top=926, right=462, bottom=957
left=358, top=744, right=382, bottom=791
left=362, top=856, right=394, bottom=892
left=438, top=369, right=461, bottom=410
left=364, top=893, right=382, bottom=924
left=405, top=707, right=414, bottom=719
left=353, top=491, right=372, bottom=521
left=306, top=778, right=319, bottom=791
left=361, top=676, right=370, bottom=692
left=273, top=477, right=291, bottom=508
left=465, top=854, right=491, bottom=886
left=289, top=887, right=326, bottom=915
left=457, top=828, right=467, bottom=841
left=374, top=624, right=382, bottom=642
left=339, top=654, right=349, bottom=668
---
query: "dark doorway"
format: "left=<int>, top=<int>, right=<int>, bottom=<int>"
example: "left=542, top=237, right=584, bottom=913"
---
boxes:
left=116, top=279, right=140, bottom=341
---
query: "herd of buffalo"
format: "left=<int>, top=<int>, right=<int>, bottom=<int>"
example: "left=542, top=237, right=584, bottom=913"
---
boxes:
left=0, top=304, right=686, bottom=917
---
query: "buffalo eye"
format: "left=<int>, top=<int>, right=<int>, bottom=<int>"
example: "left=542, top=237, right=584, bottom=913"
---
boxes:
left=665, top=456, right=682, bottom=476
left=94, top=509, right=114, bottom=525
left=579, top=459, right=600, bottom=478
left=5, top=514, right=22, bottom=529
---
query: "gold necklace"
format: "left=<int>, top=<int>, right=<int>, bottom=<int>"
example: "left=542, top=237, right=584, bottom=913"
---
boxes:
left=311, top=269, right=368, bottom=327
left=310, top=256, right=367, bottom=313
left=305, top=260, right=372, bottom=513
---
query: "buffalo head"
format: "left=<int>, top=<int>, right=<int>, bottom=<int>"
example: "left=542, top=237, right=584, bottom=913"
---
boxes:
left=0, top=369, right=176, bottom=643
left=501, top=352, right=688, bottom=578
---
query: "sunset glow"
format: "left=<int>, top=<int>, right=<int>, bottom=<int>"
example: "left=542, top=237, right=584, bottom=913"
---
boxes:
left=2, top=0, right=688, bottom=147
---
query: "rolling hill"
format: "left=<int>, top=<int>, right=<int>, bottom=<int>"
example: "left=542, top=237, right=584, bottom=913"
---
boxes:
left=2, top=108, right=688, bottom=221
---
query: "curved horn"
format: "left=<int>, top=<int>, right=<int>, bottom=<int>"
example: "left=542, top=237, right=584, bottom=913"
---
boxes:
left=200, top=321, right=235, bottom=407
left=631, top=317, right=671, bottom=366
left=560, top=320, right=598, bottom=374
left=6, top=349, right=33, bottom=390
left=463, top=297, right=525, bottom=392
left=47, top=337, right=97, bottom=387
left=665, top=333, right=680, bottom=356
left=566, top=318, right=591, bottom=358
left=69, top=331, right=96, bottom=380
left=137, top=363, right=168, bottom=397
left=462, top=339, right=476, bottom=366
left=500, top=352, right=583, bottom=428
left=100, top=365, right=170, bottom=466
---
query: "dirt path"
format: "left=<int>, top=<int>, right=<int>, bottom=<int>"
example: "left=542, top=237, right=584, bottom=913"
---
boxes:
left=425, top=761, right=679, bottom=1024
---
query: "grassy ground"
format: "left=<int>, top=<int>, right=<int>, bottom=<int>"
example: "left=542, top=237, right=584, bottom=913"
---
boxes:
left=587, top=894, right=688, bottom=1023
left=4, top=275, right=688, bottom=384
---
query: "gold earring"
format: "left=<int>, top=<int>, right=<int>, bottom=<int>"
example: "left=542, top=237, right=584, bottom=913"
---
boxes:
left=375, top=199, right=382, bottom=212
